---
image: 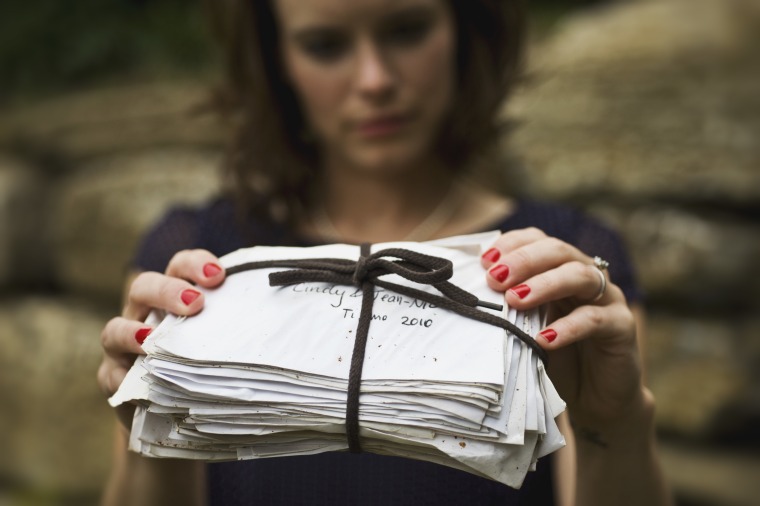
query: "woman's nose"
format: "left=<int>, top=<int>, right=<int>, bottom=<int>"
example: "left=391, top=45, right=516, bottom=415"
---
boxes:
left=354, top=41, right=396, bottom=101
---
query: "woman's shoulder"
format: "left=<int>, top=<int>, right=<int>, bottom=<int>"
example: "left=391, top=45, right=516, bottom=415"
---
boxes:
left=132, top=196, right=274, bottom=272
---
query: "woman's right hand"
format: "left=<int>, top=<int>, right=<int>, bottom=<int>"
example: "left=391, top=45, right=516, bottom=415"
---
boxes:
left=97, top=249, right=226, bottom=427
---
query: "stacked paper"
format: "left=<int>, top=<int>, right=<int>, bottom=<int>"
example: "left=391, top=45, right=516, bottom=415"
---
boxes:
left=110, top=232, right=566, bottom=488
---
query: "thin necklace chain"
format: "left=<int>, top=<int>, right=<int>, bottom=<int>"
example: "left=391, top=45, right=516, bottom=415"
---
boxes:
left=313, top=182, right=462, bottom=243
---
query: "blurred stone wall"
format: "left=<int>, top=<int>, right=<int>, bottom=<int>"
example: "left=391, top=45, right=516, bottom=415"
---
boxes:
left=0, top=0, right=758, bottom=504
left=507, top=0, right=760, bottom=437
left=0, top=82, right=226, bottom=503
left=504, top=1, right=760, bottom=503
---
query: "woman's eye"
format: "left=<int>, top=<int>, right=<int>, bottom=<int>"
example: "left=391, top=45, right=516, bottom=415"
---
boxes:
left=299, top=33, right=348, bottom=62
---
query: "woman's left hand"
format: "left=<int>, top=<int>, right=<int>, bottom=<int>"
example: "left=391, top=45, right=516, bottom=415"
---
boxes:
left=481, top=227, right=644, bottom=429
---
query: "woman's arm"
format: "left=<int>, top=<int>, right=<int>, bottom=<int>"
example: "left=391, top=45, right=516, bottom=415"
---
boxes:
left=573, top=385, right=669, bottom=505
left=101, top=427, right=206, bottom=506
left=553, top=306, right=671, bottom=506
left=482, top=230, right=673, bottom=506
left=98, top=252, right=226, bottom=506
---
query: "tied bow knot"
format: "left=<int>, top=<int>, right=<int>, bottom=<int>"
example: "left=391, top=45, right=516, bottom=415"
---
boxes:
left=267, top=245, right=457, bottom=292
left=351, top=248, right=370, bottom=287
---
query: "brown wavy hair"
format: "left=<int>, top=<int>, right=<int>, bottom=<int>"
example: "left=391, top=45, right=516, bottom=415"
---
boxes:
left=205, top=0, right=526, bottom=225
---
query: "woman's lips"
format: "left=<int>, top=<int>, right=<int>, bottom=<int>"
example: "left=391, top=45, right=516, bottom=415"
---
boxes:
left=355, top=114, right=410, bottom=138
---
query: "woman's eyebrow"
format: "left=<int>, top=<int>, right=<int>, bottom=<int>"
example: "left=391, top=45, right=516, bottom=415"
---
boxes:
left=290, top=24, right=345, bottom=43
left=377, top=5, right=437, bottom=27
left=288, top=5, right=437, bottom=36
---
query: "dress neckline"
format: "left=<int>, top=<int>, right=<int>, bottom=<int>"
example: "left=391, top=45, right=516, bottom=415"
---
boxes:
left=286, top=200, right=524, bottom=247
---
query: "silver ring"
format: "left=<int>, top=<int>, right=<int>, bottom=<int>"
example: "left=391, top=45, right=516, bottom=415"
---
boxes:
left=591, top=256, right=609, bottom=302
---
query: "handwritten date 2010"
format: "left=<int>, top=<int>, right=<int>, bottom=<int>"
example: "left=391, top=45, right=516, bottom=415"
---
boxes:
left=401, top=316, right=433, bottom=328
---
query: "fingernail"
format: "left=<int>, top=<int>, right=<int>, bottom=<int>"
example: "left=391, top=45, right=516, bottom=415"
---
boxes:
left=181, top=289, right=201, bottom=305
left=539, top=329, right=557, bottom=343
left=482, top=248, right=501, bottom=263
left=489, top=264, right=510, bottom=283
left=203, top=263, right=223, bottom=278
left=510, top=284, right=531, bottom=299
left=135, top=327, right=152, bottom=345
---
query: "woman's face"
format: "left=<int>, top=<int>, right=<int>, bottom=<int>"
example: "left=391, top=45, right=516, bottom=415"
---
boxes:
left=274, top=0, right=456, bottom=174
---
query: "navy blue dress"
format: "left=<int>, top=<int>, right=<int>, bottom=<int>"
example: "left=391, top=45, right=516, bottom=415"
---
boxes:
left=134, top=197, right=641, bottom=506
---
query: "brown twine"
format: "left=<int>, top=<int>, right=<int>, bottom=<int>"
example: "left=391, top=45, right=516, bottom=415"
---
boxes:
left=225, top=244, right=547, bottom=453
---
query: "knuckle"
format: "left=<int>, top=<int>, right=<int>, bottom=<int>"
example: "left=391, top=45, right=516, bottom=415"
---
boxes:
left=511, top=247, right=533, bottom=270
left=108, top=369, right=120, bottom=396
left=128, top=272, right=154, bottom=301
left=616, top=304, right=636, bottom=333
left=608, top=283, right=625, bottom=301
left=157, top=279, right=177, bottom=303
left=97, top=362, right=112, bottom=395
left=585, top=305, right=606, bottom=328
left=525, top=227, right=545, bottom=240
left=170, top=249, right=193, bottom=264
left=167, top=249, right=194, bottom=274
left=101, top=317, right=119, bottom=348
left=535, top=273, right=556, bottom=293
left=561, top=316, right=582, bottom=338
left=567, top=260, right=588, bottom=278
left=545, top=237, right=571, bottom=257
left=132, top=271, right=152, bottom=286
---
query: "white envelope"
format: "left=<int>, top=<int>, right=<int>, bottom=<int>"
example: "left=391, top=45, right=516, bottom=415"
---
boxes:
left=110, top=231, right=566, bottom=489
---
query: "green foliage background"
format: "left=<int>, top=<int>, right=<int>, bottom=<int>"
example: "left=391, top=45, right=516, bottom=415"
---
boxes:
left=0, top=0, right=213, bottom=102
left=0, top=0, right=602, bottom=103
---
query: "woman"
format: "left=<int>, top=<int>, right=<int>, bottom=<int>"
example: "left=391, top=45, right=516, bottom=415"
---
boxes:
left=98, top=0, right=671, bottom=504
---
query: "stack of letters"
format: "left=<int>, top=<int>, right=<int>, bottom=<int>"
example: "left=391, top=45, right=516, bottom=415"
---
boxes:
left=110, top=232, right=566, bottom=488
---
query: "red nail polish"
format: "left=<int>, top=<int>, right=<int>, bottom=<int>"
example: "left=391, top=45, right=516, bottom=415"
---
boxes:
left=203, top=263, right=222, bottom=278
left=181, top=289, right=201, bottom=305
left=489, top=264, right=510, bottom=283
left=540, top=329, right=557, bottom=343
left=510, top=284, right=531, bottom=299
left=135, top=327, right=152, bottom=345
left=482, top=248, right=501, bottom=263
